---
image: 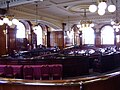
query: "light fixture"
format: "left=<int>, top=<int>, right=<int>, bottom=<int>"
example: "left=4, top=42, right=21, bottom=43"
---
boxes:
left=89, top=0, right=116, bottom=15
left=0, top=1, right=19, bottom=26
left=98, top=1, right=107, bottom=10
left=78, top=9, right=94, bottom=30
left=35, top=2, right=38, bottom=26
left=108, top=5, right=116, bottom=12
left=111, top=0, right=120, bottom=32
left=32, top=1, right=39, bottom=27
left=66, top=16, right=71, bottom=36
left=89, top=4, right=97, bottom=13
left=98, top=9, right=105, bottom=15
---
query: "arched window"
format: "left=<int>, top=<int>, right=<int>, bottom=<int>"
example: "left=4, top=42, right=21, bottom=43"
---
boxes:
left=33, top=25, right=43, bottom=45
left=16, top=22, right=26, bottom=38
left=101, top=25, right=114, bottom=44
left=82, top=27, right=95, bottom=44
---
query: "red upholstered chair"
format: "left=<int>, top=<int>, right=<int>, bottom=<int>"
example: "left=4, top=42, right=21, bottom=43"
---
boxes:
left=41, top=65, right=50, bottom=80
left=11, top=65, right=23, bottom=79
left=49, top=64, right=62, bottom=80
left=31, top=65, right=42, bottom=80
left=4, top=65, right=14, bottom=78
left=23, top=65, right=34, bottom=80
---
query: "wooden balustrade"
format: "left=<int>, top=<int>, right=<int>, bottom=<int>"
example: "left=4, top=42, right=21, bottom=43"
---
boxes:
left=0, top=70, right=120, bottom=90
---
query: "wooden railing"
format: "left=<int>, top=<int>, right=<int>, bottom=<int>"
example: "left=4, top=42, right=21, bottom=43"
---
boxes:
left=0, top=70, right=120, bottom=90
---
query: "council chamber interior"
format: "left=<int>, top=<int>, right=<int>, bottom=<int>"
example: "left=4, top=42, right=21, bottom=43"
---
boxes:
left=0, top=0, right=120, bottom=90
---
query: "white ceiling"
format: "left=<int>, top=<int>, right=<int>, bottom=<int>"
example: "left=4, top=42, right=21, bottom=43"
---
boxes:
left=0, top=0, right=120, bottom=29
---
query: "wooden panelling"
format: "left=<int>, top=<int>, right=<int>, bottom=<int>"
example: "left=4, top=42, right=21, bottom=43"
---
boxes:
left=0, top=84, right=80, bottom=90
left=0, top=25, right=6, bottom=56
left=83, top=74, right=120, bottom=90
left=8, top=27, right=16, bottom=54
left=50, top=31, right=63, bottom=49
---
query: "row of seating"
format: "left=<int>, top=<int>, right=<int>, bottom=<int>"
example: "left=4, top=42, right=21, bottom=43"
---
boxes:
left=0, top=64, right=62, bottom=80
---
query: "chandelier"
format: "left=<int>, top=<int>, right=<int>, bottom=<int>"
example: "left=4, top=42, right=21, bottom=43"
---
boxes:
left=78, top=9, right=94, bottom=30
left=89, top=0, right=116, bottom=15
left=35, top=1, right=39, bottom=26
left=0, top=1, right=19, bottom=26
left=111, top=0, right=120, bottom=32
left=111, top=19, right=120, bottom=32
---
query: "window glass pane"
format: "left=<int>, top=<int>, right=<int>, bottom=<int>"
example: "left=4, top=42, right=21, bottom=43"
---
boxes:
left=101, top=26, right=114, bottom=44
left=82, top=27, right=95, bottom=44
left=16, top=22, right=25, bottom=38
left=33, top=25, right=43, bottom=45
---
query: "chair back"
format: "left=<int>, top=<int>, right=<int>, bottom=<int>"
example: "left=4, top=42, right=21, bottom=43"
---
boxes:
left=0, top=65, right=6, bottom=76
left=41, top=65, right=49, bottom=80
left=4, top=65, right=14, bottom=78
left=50, top=64, right=62, bottom=80
left=23, top=66, right=34, bottom=80
left=31, top=65, right=42, bottom=80
left=11, top=65, right=23, bottom=78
